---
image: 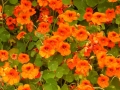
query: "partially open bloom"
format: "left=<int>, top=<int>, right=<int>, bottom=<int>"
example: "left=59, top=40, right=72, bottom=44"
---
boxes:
left=21, top=63, right=39, bottom=79
left=18, top=84, right=31, bottom=90
left=108, top=0, right=117, bottom=2
left=16, top=31, right=26, bottom=40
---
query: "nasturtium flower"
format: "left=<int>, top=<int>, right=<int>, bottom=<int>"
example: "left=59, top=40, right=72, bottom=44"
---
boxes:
left=16, top=31, right=26, bottom=40
left=37, top=0, right=48, bottom=7
left=97, top=75, right=109, bottom=88
left=0, top=50, right=9, bottom=61
left=18, top=84, right=31, bottom=90
left=21, top=63, right=39, bottom=79
left=2, top=68, right=20, bottom=85
left=18, top=53, right=30, bottom=64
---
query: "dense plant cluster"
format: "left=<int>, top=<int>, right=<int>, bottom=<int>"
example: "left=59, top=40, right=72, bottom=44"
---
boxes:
left=0, top=0, right=120, bottom=90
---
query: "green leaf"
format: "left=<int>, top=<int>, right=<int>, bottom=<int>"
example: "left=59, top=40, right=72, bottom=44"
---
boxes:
left=98, top=2, right=113, bottom=12
left=5, top=85, right=15, bottom=90
left=44, top=78, right=58, bottom=90
left=28, top=42, right=35, bottom=50
left=0, top=27, right=6, bottom=34
left=17, top=41, right=26, bottom=52
left=73, top=0, right=87, bottom=10
left=36, top=40, right=43, bottom=49
left=86, top=0, right=98, bottom=7
left=32, top=0, right=37, bottom=7
left=61, top=84, right=69, bottom=90
left=107, top=46, right=119, bottom=57
left=64, top=73, right=74, bottom=83
left=116, top=15, right=120, bottom=25
left=62, top=64, right=70, bottom=75
left=77, top=9, right=85, bottom=21
left=87, top=70, right=98, bottom=84
left=62, top=0, right=71, bottom=5
left=34, top=54, right=43, bottom=67
left=0, top=30, right=10, bottom=42
left=9, top=0, right=18, bottom=4
left=42, top=70, right=55, bottom=80
left=0, top=61, right=4, bottom=66
left=4, top=5, right=14, bottom=16
left=52, top=53, right=63, bottom=65
left=0, top=42, right=3, bottom=49
left=56, top=66, right=64, bottom=78
left=48, top=61, right=58, bottom=71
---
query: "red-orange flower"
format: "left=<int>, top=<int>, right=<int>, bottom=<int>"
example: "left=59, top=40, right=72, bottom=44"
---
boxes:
left=0, top=50, right=9, bottom=61
left=84, top=12, right=93, bottom=22
left=18, top=84, right=31, bottom=90
left=115, top=5, right=120, bottom=14
left=57, top=42, right=71, bottom=56
left=106, top=8, right=116, bottom=21
left=18, top=53, right=30, bottom=64
left=106, top=66, right=116, bottom=77
left=97, top=75, right=109, bottom=88
left=108, top=0, right=117, bottom=2
left=39, top=44, right=55, bottom=58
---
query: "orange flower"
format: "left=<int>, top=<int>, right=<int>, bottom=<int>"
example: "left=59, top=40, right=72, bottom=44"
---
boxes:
left=98, top=36, right=109, bottom=46
left=115, top=5, right=120, bottom=14
left=43, top=37, right=59, bottom=49
left=18, top=84, right=31, bottom=90
left=66, top=59, right=75, bottom=70
left=74, top=28, right=88, bottom=41
left=108, top=0, right=117, bottom=2
left=97, top=75, right=109, bottom=88
left=20, top=0, right=32, bottom=12
left=2, top=68, right=20, bottom=85
left=78, top=80, right=94, bottom=90
left=53, top=24, right=71, bottom=40
left=13, top=5, right=21, bottom=17
left=0, top=50, right=9, bottom=61
left=27, top=8, right=36, bottom=16
left=37, top=0, right=48, bottom=7
left=26, top=21, right=33, bottom=32
left=63, top=10, right=78, bottom=22
left=96, top=51, right=106, bottom=69
left=106, top=66, right=116, bottom=77
left=115, top=66, right=120, bottom=78
left=91, top=12, right=106, bottom=25
left=108, top=31, right=120, bottom=42
left=0, top=5, right=2, bottom=12
left=105, top=56, right=116, bottom=67
left=57, top=42, right=71, bottom=56
left=18, top=53, right=30, bottom=64
left=37, top=22, right=50, bottom=34
left=106, top=8, right=116, bottom=21
left=17, top=12, right=30, bottom=25
left=84, top=12, right=93, bottom=22
left=16, top=31, right=26, bottom=40
left=75, top=60, right=90, bottom=76
left=48, top=0, right=62, bottom=10
left=6, top=17, right=16, bottom=26
left=39, top=44, right=55, bottom=58
left=21, top=63, right=39, bottom=79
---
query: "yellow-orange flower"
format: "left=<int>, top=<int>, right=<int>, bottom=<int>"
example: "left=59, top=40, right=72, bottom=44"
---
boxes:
left=2, top=68, right=20, bottom=85
left=39, top=44, right=55, bottom=58
left=18, top=84, right=31, bottom=90
left=21, top=63, right=39, bottom=79
left=91, top=12, right=106, bottom=25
